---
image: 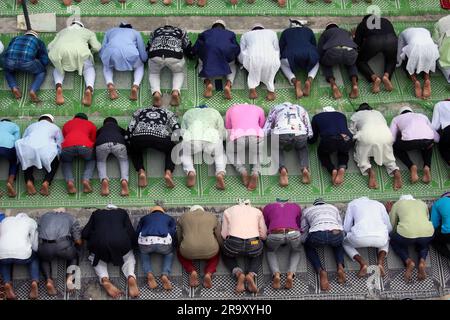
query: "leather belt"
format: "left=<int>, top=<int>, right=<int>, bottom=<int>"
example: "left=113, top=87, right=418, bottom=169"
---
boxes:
left=41, top=236, right=72, bottom=244
left=270, top=228, right=298, bottom=234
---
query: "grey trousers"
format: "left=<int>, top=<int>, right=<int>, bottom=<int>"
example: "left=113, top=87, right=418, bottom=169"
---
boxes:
left=96, top=142, right=129, bottom=181
left=38, top=239, right=78, bottom=280
left=278, top=134, right=309, bottom=171
left=265, top=231, right=302, bottom=275
left=226, top=136, right=263, bottom=175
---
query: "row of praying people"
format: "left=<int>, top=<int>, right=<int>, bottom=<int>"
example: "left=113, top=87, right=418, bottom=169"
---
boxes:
left=1, top=16, right=449, bottom=105
left=0, top=100, right=449, bottom=197
left=0, top=193, right=449, bottom=299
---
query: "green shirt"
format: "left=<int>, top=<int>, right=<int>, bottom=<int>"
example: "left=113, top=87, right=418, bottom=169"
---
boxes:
left=390, top=199, right=434, bottom=239
left=433, top=16, right=450, bottom=68
left=181, top=107, right=226, bottom=143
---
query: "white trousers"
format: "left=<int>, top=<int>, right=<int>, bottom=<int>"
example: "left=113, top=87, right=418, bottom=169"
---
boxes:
left=198, top=59, right=237, bottom=84
left=280, top=58, right=319, bottom=84
left=53, top=59, right=96, bottom=90
left=103, top=59, right=145, bottom=87
left=90, top=250, right=136, bottom=283
left=343, top=233, right=390, bottom=260
left=149, top=56, right=185, bottom=94
left=181, top=140, right=227, bottom=176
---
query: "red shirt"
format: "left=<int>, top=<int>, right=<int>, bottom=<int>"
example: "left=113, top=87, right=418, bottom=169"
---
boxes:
left=62, top=118, right=97, bottom=149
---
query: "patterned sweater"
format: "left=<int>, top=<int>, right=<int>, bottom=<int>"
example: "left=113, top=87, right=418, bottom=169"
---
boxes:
left=147, top=25, right=193, bottom=60
left=125, top=106, right=181, bottom=141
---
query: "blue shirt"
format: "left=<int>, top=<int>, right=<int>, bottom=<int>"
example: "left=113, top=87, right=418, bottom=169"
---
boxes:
left=136, top=211, right=177, bottom=240
left=431, top=197, right=450, bottom=234
left=309, top=111, right=353, bottom=144
left=4, top=35, right=49, bottom=66
left=0, top=120, right=20, bottom=149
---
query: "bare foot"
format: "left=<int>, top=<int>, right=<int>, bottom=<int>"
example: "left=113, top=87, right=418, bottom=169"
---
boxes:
left=82, top=87, right=93, bottom=106
left=337, top=266, right=346, bottom=284
left=120, top=179, right=129, bottom=196
left=245, top=273, right=258, bottom=293
left=285, top=272, right=294, bottom=289
left=152, top=92, right=162, bottom=107
left=357, top=264, right=368, bottom=278
left=26, top=180, right=37, bottom=195
left=224, top=80, right=232, bottom=100
left=101, top=179, right=109, bottom=196
left=6, top=181, right=16, bottom=197
left=294, top=79, right=303, bottom=99
left=29, top=281, right=39, bottom=300
left=186, top=171, right=196, bottom=188
left=241, top=172, right=249, bottom=187
left=422, top=79, right=431, bottom=99
left=266, top=91, right=276, bottom=101
left=247, top=174, right=258, bottom=191
left=279, top=167, right=288, bottom=187
left=303, top=78, right=312, bottom=97
left=235, top=273, right=246, bottom=293
left=163, top=0, right=172, bottom=5
left=40, top=181, right=50, bottom=196
left=164, top=170, right=175, bottom=189
left=203, top=273, right=213, bottom=288
left=382, top=75, right=393, bottom=91
left=319, top=270, right=331, bottom=291
left=82, top=179, right=93, bottom=193
left=204, top=81, right=213, bottom=98
left=63, top=0, right=72, bottom=5
left=277, top=0, right=286, bottom=6
left=302, top=168, right=311, bottom=184
left=215, top=173, right=226, bottom=190
left=198, top=0, right=207, bottom=5
left=147, top=273, right=158, bottom=289
left=189, top=271, right=200, bottom=287
left=393, top=170, right=402, bottom=190
left=349, top=84, right=359, bottom=99
left=334, top=167, right=345, bottom=186
left=107, top=83, right=119, bottom=100
left=4, top=283, right=17, bottom=300
left=161, top=275, right=173, bottom=290
left=128, top=276, right=140, bottom=298
left=29, top=91, right=41, bottom=103
left=372, top=77, right=381, bottom=94
left=331, top=169, right=338, bottom=186
left=46, top=279, right=57, bottom=296
left=378, top=264, right=386, bottom=277
left=332, top=84, right=342, bottom=99
left=422, top=166, right=431, bottom=184
left=368, top=169, right=378, bottom=189
left=67, top=181, right=77, bottom=194
left=414, top=80, right=422, bottom=98
left=101, top=278, right=122, bottom=298
left=66, top=274, right=75, bottom=292
left=130, top=85, right=139, bottom=101
left=249, top=88, right=258, bottom=99
left=138, top=170, right=147, bottom=187
left=230, top=0, right=238, bottom=4
left=405, top=260, right=415, bottom=282
left=417, top=259, right=427, bottom=281
left=12, top=87, right=21, bottom=99
left=272, top=273, right=281, bottom=290
left=170, top=90, right=180, bottom=106
left=55, top=85, right=64, bottom=105
left=410, top=165, right=419, bottom=184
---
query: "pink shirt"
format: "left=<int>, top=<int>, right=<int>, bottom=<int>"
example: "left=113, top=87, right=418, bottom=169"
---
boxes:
left=390, top=112, right=439, bottom=142
left=225, top=104, right=266, bottom=141
left=221, top=204, right=268, bottom=240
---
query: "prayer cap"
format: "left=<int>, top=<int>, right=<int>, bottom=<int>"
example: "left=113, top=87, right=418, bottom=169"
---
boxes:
left=212, top=19, right=226, bottom=28
left=251, top=23, right=265, bottom=30
left=313, top=198, right=326, bottom=206
left=190, top=205, right=205, bottom=212
left=325, top=22, right=339, bottom=30
left=289, top=19, right=303, bottom=27
left=25, top=30, right=39, bottom=38
left=399, top=194, right=415, bottom=201
left=399, top=106, right=413, bottom=115
left=72, top=20, right=85, bottom=28
left=356, top=103, right=373, bottom=112
left=322, top=106, right=335, bottom=112
left=150, top=206, right=165, bottom=213
left=39, top=114, right=54, bottom=123
left=74, top=112, right=88, bottom=120
left=119, top=22, right=133, bottom=28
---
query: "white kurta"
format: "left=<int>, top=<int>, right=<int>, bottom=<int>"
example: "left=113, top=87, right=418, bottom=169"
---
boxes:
left=0, top=213, right=38, bottom=260
left=397, top=27, right=440, bottom=75
left=350, top=110, right=399, bottom=175
left=238, top=29, right=281, bottom=92
left=15, top=120, right=63, bottom=172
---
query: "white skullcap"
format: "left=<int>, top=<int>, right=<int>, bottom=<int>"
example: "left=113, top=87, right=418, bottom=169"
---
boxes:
left=398, top=106, right=413, bottom=115
left=322, top=106, right=336, bottom=112
left=213, top=19, right=226, bottom=28
left=39, top=114, right=54, bottom=123
left=190, top=205, right=205, bottom=212
left=399, top=194, right=415, bottom=201
left=72, top=20, right=84, bottom=28
left=251, top=23, right=264, bottom=30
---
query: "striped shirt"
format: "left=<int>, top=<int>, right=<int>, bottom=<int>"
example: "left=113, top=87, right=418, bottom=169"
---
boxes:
left=4, top=35, right=49, bottom=65
left=301, top=203, right=343, bottom=234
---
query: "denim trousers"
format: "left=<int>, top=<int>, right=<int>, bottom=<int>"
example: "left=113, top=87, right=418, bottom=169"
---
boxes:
left=304, top=230, right=345, bottom=272
left=265, top=231, right=302, bottom=274
left=96, top=142, right=129, bottom=181
left=61, top=146, right=96, bottom=182
left=0, top=146, right=18, bottom=176
left=139, top=244, right=174, bottom=276
left=3, top=58, right=46, bottom=92
left=222, top=236, right=263, bottom=275
left=390, top=232, right=433, bottom=264
left=0, top=251, right=40, bottom=283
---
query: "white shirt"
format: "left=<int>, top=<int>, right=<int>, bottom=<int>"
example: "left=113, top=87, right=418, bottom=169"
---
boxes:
left=0, top=213, right=38, bottom=260
left=431, top=100, right=450, bottom=131
left=344, top=197, right=392, bottom=239
left=263, top=102, right=313, bottom=137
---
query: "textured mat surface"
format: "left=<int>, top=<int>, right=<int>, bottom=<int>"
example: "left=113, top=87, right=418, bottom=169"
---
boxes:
left=0, top=23, right=449, bottom=209
left=0, top=0, right=448, bottom=17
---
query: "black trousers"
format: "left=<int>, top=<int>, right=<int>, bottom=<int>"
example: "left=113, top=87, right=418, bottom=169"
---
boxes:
left=38, top=239, right=79, bottom=280
left=432, top=227, right=450, bottom=259
left=222, top=236, right=263, bottom=275
left=129, top=135, right=176, bottom=172
left=320, top=47, right=358, bottom=82
left=356, top=33, right=398, bottom=82
left=317, top=135, right=353, bottom=174
left=439, top=126, right=450, bottom=166
left=393, top=138, right=434, bottom=169
left=24, top=157, right=60, bottom=184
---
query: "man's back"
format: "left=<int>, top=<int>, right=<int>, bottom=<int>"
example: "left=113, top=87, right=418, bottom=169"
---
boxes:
left=4, top=35, right=41, bottom=63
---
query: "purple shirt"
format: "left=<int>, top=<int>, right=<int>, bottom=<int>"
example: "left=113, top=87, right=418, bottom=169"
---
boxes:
left=263, top=202, right=301, bottom=233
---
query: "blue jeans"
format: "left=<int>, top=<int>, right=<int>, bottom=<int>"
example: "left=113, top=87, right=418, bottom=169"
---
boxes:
left=304, top=230, right=345, bottom=272
left=222, top=236, right=263, bottom=275
left=139, top=244, right=174, bottom=276
left=0, top=252, right=40, bottom=283
left=0, top=147, right=18, bottom=176
left=3, top=58, right=46, bottom=93
left=61, top=146, right=96, bottom=182
left=390, top=232, right=434, bottom=264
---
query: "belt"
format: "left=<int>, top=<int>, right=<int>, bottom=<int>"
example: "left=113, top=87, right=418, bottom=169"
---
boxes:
left=270, top=228, right=298, bottom=234
left=41, top=236, right=72, bottom=244
left=227, top=236, right=260, bottom=242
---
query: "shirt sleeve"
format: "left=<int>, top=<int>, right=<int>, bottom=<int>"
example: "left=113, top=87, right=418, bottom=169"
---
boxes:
left=30, top=219, right=39, bottom=252
left=136, top=31, right=148, bottom=62
left=303, top=109, right=314, bottom=138
left=70, top=218, right=82, bottom=241
left=390, top=117, right=400, bottom=140
left=38, top=40, right=50, bottom=66
left=125, top=109, right=140, bottom=141
left=89, top=122, right=97, bottom=144
left=13, top=124, right=21, bottom=141
left=55, top=127, right=64, bottom=152
left=259, top=107, right=266, bottom=128
left=380, top=203, right=393, bottom=233
left=258, top=211, right=268, bottom=240
left=431, top=102, right=441, bottom=131
left=225, top=108, right=232, bottom=129
left=263, top=106, right=275, bottom=134
left=396, top=31, right=406, bottom=67
left=343, top=203, right=354, bottom=233
left=430, top=201, right=441, bottom=229
left=389, top=203, right=399, bottom=232
left=89, top=31, right=102, bottom=53
left=220, top=210, right=229, bottom=239
left=81, top=212, right=94, bottom=240
left=308, top=116, right=319, bottom=144
left=168, top=111, right=181, bottom=141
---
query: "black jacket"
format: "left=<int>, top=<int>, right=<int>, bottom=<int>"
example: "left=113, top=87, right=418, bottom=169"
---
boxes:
left=318, top=27, right=357, bottom=57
